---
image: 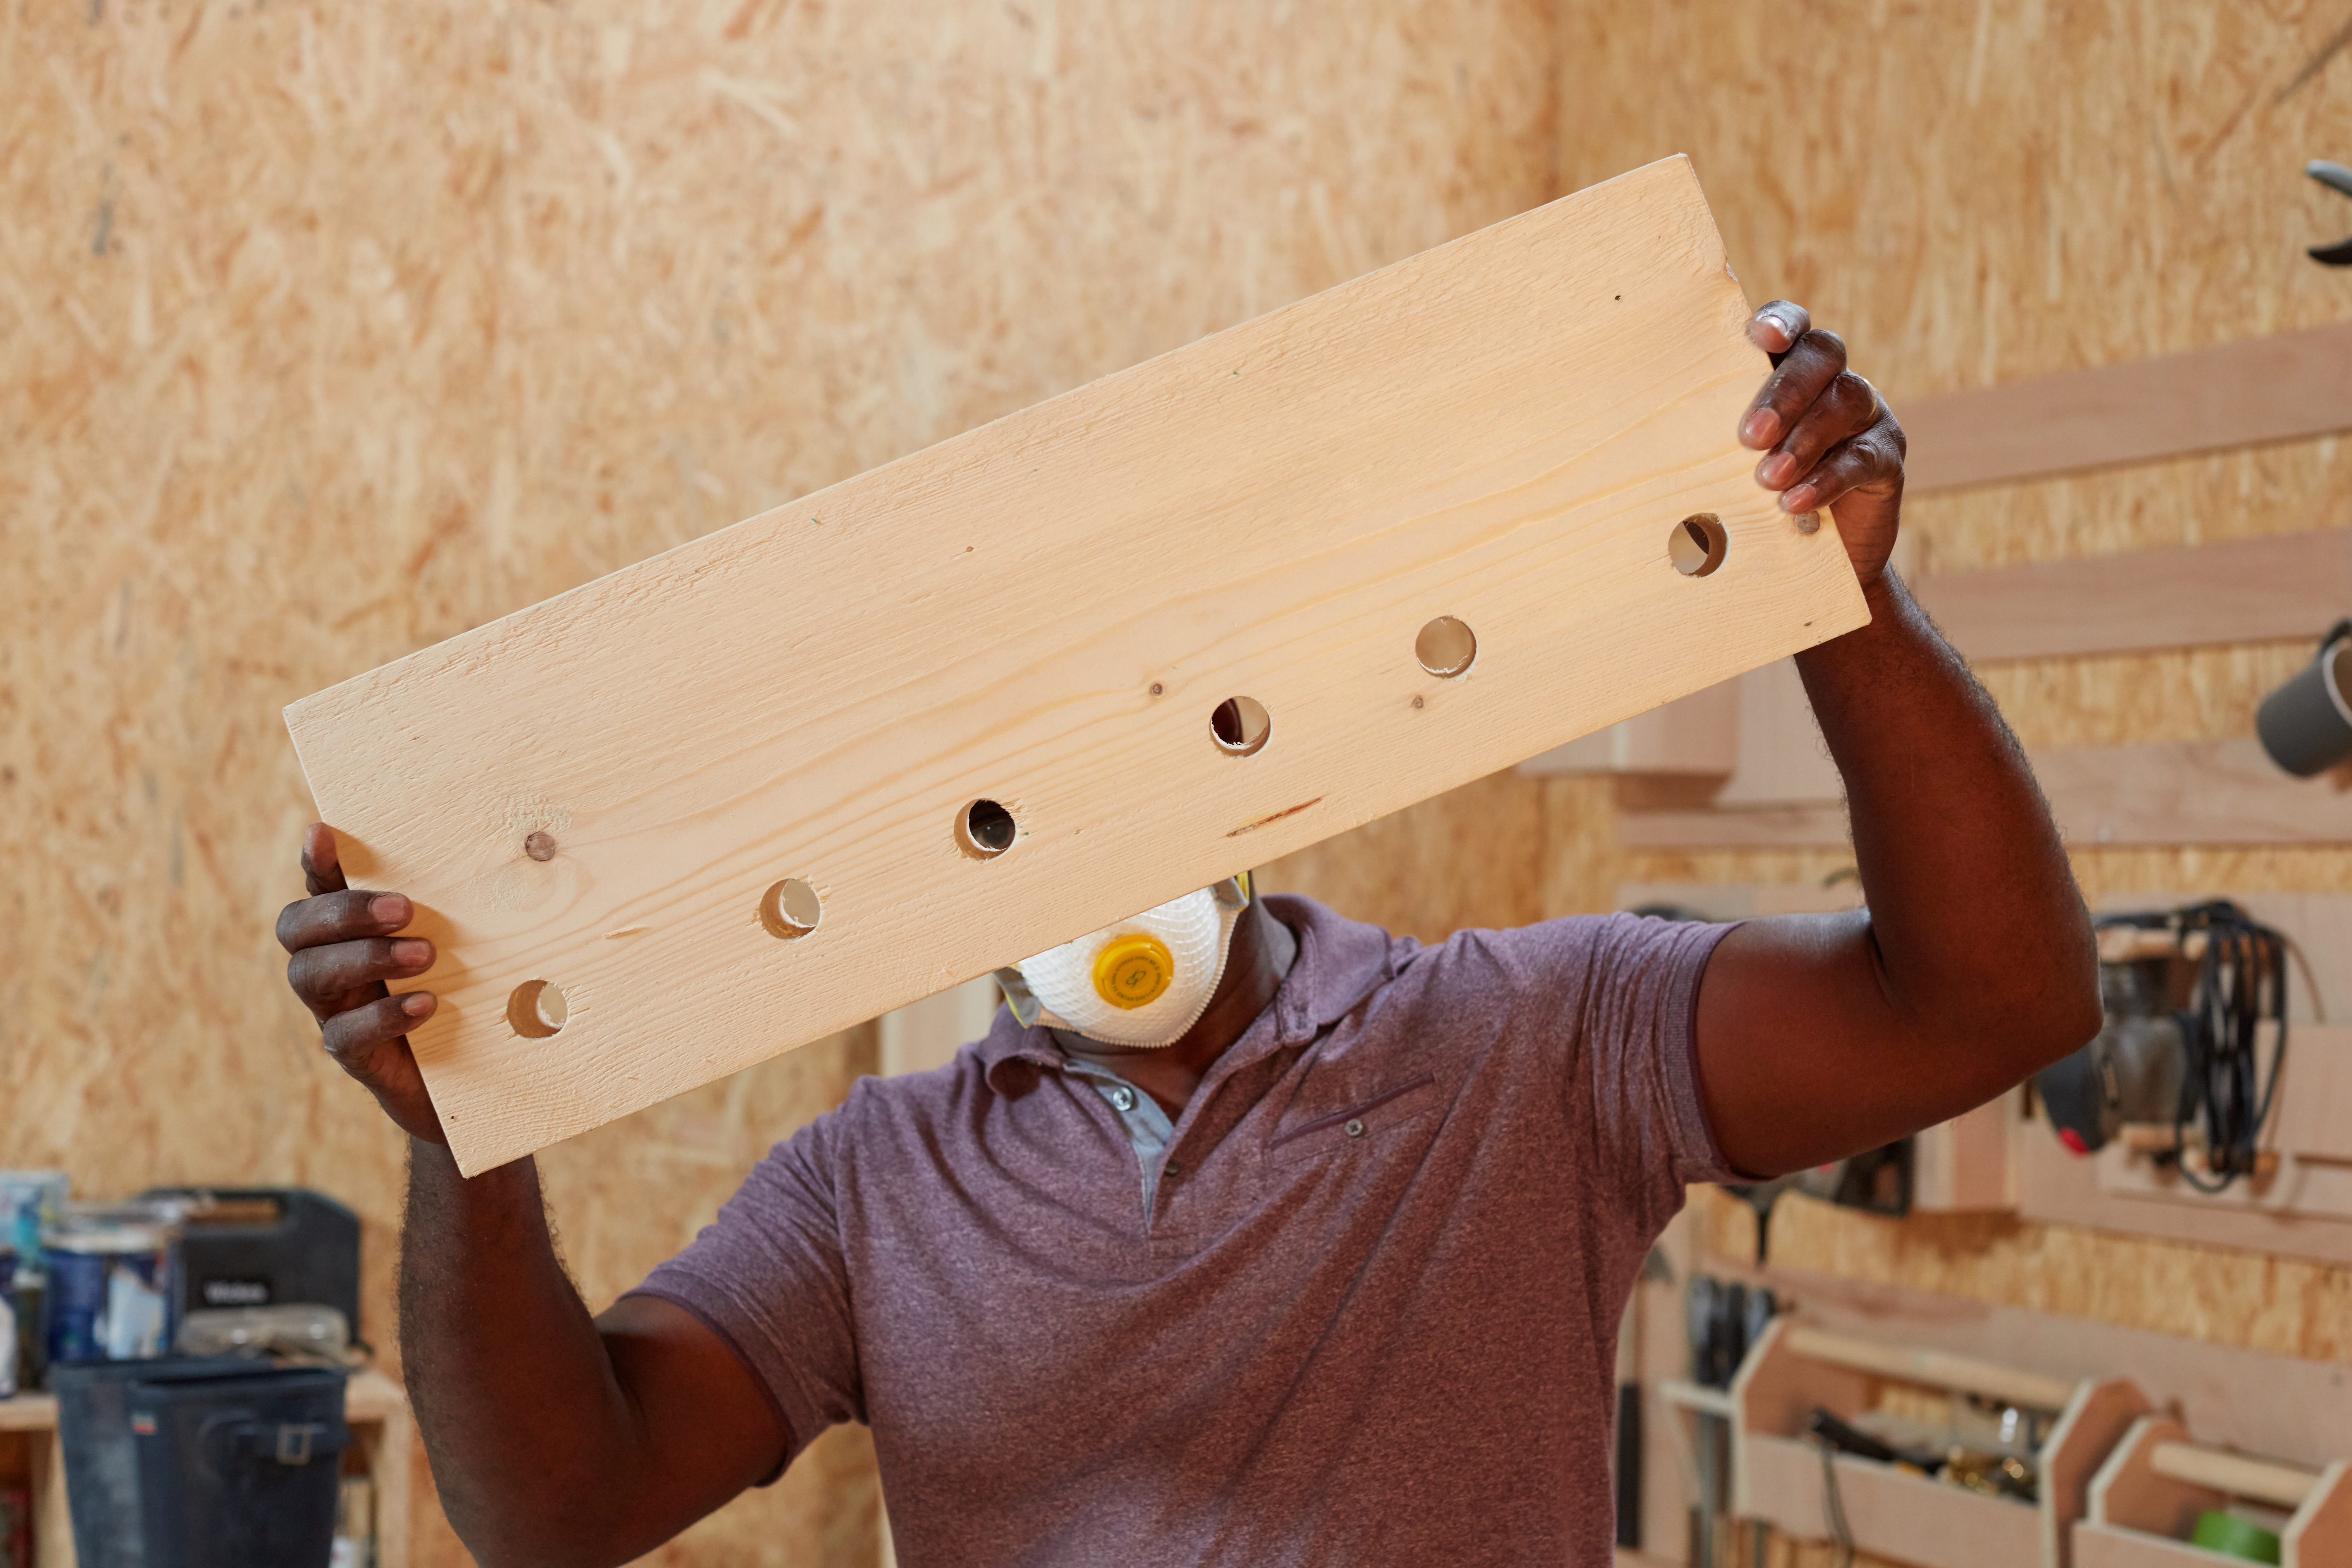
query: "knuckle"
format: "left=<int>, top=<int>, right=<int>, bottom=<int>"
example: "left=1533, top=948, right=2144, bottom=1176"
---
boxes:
left=287, top=947, right=330, bottom=998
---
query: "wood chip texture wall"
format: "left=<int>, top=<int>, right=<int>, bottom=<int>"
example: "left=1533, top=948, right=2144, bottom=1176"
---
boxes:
left=0, top=0, right=1551, bottom=1561
left=9, top=0, right=2352, bottom=1563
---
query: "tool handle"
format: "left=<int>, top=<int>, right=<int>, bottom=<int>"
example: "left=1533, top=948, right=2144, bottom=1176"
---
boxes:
left=1783, top=1325, right=2078, bottom=1413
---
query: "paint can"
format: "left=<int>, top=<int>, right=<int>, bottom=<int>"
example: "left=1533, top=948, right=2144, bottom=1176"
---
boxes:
left=43, top=1203, right=181, bottom=1367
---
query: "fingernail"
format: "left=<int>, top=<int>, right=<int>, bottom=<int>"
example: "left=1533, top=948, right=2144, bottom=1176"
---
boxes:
left=402, top=993, right=436, bottom=1017
left=371, top=894, right=408, bottom=925
left=1782, top=484, right=1818, bottom=513
left=392, top=939, right=432, bottom=968
left=1757, top=452, right=1796, bottom=487
left=1740, top=409, right=1778, bottom=448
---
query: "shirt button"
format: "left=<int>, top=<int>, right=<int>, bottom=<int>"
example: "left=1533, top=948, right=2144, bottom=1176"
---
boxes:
left=1344, top=1119, right=1366, bottom=1138
left=1110, top=1087, right=1137, bottom=1112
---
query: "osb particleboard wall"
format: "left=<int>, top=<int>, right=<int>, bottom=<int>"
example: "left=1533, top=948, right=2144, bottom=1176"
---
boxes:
left=0, top=0, right=1556, bottom=1562
left=1542, top=0, right=2352, bottom=1399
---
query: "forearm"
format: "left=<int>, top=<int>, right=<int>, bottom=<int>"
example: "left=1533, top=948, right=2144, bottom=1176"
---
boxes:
left=1796, top=569, right=2100, bottom=1082
left=399, top=1140, right=653, bottom=1566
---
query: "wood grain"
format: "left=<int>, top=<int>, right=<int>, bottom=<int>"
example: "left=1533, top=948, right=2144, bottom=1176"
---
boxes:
left=2045, top=1382, right=2165, bottom=1568
left=2150, top=1443, right=2317, bottom=1511
left=2284, top=1461, right=2352, bottom=1568
left=1915, top=531, right=2352, bottom=663
left=1900, top=324, right=2352, bottom=494
left=1781, top=1323, right=2078, bottom=1411
left=286, top=155, right=1869, bottom=1173
left=1617, top=740, right=2352, bottom=849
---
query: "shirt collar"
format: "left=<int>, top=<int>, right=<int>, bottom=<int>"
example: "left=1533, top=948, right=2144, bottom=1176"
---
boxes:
left=978, top=893, right=1398, bottom=1096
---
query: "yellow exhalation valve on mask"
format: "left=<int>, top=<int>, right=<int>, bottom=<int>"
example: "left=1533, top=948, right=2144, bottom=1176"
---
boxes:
left=1093, top=933, right=1175, bottom=1009
left=998, top=877, right=1250, bottom=1048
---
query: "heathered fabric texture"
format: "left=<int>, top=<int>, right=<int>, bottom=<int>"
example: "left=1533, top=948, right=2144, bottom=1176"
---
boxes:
left=633, top=894, right=1736, bottom=1566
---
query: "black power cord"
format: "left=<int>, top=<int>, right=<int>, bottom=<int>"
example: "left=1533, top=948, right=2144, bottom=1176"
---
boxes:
left=2096, top=901, right=2288, bottom=1191
left=2174, top=902, right=2289, bottom=1191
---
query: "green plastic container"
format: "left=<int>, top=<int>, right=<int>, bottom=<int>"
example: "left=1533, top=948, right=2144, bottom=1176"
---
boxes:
left=2191, top=1509, right=2283, bottom=1565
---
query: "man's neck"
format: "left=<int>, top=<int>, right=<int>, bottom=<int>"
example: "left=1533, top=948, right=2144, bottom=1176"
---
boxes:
left=1053, top=899, right=1298, bottom=1118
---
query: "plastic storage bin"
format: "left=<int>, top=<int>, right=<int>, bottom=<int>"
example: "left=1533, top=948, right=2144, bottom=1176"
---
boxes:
left=54, top=1357, right=350, bottom=1568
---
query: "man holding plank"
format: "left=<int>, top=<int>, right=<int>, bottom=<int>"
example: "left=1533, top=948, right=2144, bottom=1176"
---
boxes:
left=277, top=302, right=2098, bottom=1565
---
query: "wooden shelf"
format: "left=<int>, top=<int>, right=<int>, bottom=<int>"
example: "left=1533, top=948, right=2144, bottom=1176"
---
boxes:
left=1729, top=1318, right=2149, bottom=1568
left=2075, top=1416, right=2352, bottom=1568
left=0, top=1368, right=411, bottom=1568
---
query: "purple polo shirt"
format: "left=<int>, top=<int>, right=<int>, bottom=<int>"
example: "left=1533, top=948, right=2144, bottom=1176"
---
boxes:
left=633, top=894, right=1736, bottom=1564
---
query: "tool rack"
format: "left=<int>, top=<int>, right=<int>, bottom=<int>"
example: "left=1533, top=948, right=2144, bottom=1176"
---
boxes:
left=1728, top=1319, right=2149, bottom=1568
left=2075, top=1417, right=2352, bottom=1568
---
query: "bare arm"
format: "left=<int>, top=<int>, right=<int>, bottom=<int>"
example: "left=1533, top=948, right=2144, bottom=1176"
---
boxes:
left=1691, top=305, right=2102, bottom=1177
left=280, top=826, right=784, bottom=1566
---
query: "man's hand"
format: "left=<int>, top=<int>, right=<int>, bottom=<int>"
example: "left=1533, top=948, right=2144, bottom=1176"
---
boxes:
left=1738, top=300, right=1906, bottom=589
left=277, top=822, right=446, bottom=1143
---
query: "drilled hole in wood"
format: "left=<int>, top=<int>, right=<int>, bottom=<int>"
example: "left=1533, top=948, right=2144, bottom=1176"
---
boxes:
left=759, top=878, right=823, bottom=939
left=960, top=799, right=1018, bottom=859
left=1669, top=513, right=1727, bottom=577
left=1211, top=696, right=1271, bottom=757
left=1415, top=616, right=1477, bottom=677
left=507, top=979, right=567, bottom=1039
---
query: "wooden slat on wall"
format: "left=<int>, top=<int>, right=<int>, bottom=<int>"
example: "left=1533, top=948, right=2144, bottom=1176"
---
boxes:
left=1900, top=322, right=2352, bottom=493
left=1618, top=739, right=2352, bottom=848
left=1915, top=530, right=2352, bottom=661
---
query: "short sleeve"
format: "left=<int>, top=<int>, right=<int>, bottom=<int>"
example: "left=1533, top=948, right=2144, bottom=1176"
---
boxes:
left=626, top=1106, right=865, bottom=1475
left=1483, top=912, right=1742, bottom=1234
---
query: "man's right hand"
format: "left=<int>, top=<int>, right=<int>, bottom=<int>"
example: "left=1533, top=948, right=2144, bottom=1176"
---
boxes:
left=278, top=822, right=447, bottom=1144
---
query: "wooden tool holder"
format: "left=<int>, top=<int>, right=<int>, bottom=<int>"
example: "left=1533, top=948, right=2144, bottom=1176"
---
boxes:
left=1730, top=1319, right=2149, bottom=1568
left=2076, top=1417, right=2352, bottom=1568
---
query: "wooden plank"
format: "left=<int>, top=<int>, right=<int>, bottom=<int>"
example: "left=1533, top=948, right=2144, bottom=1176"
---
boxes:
left=2019, top=1129, right=2352, bottom=1269
left=1914, top=531, right=2352, bottom=663
left=0, top=1396, right=56, bottom=1433
left=2151, top=1444, right=2317, bottom=1511
left=1745, top=1432, right=2045, bottom=1567
left=1619, top=739, right=2352, bottom=849
left=284, top=155, right=1869, bottom=1175
left=1901, top=321, right=2352, bottom=494
left=2074, top=1524, right=2248, bottom=1568
left=2285, top=1462, right=2352, bottom=1568
left=1782, top=1323, right=2078, bottom=1411
left=2046, top=1382, right=2161, bottom=1568
left=1913, top=1094, right=2018, bottom=1215
left=2091, top=1143, right=2352, bottom=1226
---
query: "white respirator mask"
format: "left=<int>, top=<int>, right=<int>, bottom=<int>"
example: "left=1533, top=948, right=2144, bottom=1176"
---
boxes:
left=997, top=875, right=1253, bottom=1049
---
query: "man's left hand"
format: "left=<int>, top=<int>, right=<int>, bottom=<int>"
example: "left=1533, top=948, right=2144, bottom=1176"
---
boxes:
left=1738, top=302, right=1905, bottom=589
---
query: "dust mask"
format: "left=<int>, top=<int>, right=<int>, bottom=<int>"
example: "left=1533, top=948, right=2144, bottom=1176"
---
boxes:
left=998, top=876, right=1252, bottom=1048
